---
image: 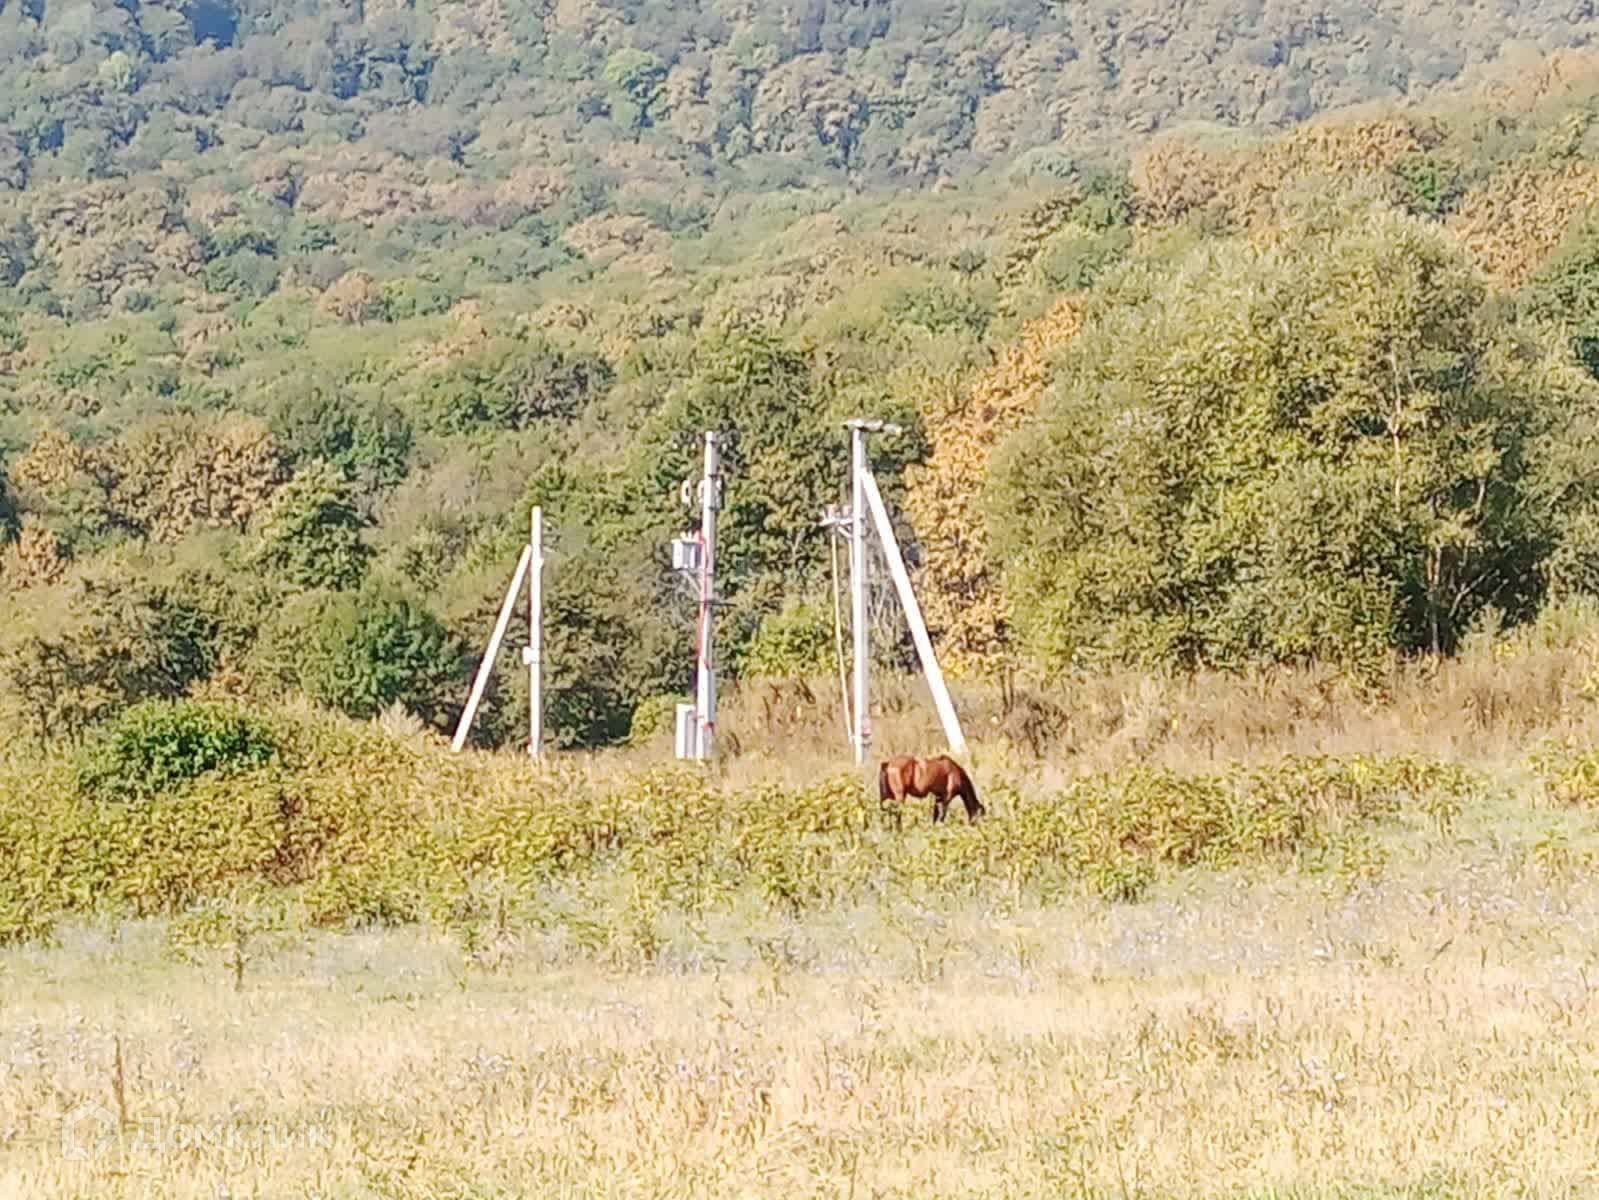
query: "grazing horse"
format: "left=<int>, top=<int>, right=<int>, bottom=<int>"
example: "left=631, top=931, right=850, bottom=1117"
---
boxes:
left=878, top=754, right=984, bottom=827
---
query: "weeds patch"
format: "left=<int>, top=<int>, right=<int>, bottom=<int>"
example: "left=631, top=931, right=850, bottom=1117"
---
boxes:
left=0, top=705, right=1495, bottom=945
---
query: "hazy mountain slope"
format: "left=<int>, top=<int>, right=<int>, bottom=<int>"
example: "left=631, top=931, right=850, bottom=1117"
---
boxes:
left=1, top=0, right=1596, bottom=201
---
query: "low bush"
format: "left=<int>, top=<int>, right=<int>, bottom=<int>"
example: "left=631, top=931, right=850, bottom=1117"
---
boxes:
left=0, top=707, right=1491, bottom=946
left=76, top=700, right=278, bottom=803
left=1530, top=739, right=1599, bottom=804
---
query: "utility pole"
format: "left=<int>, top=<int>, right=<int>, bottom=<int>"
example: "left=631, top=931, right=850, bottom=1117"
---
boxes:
left=849, top=422, right=869, bottom=764
left=531, top=506, right=544, bottom=757
left=846, top=419, right=894, bottom=764
left=835, top=417, right=967, bottom=764
left=858, top=470, right=967, bottom=756
left=695, top=432, right=720, bottom=760
left=452, top=544, right=533, bottom=754
left=453, top=509, right=549, bottom=756
left=672, top=431, right=722, bottom=761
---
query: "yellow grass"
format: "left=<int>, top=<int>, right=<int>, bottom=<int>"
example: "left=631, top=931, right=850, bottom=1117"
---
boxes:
left=5, top=794, right=1599, bottom=1198
left=9, top=614, right=1599, bottom=1197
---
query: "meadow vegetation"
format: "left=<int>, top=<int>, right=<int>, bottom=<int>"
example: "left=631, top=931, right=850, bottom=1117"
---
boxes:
left=7, top=646, right=1599, bottom=1195
left=6, top=587, right=1599, bottom=1197
left=14, top=14, right=1599, bottom=1197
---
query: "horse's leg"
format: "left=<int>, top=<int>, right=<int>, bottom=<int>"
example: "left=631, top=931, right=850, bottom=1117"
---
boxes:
left=961, top=780, right=983, bottom=823
left=932, top=789, right=949, bottom=823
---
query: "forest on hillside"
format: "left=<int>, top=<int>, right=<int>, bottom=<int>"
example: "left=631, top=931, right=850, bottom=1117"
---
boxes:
left=11, top=1, right=1599, bottom=750
left=3, top=0, right=1597, bottom=202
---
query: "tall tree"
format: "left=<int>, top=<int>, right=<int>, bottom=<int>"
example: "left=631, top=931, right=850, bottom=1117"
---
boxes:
left=903, top=299, right=1081, bottom=680
left=245, top=460, right=371, bottom=591
left=989, top=209, right=1599, bottom=675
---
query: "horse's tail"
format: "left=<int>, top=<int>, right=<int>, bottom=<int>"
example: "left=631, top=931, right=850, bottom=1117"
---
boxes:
left=958, top=770, right=984, bottom=820
left=878, top=760, right=892, bottom=802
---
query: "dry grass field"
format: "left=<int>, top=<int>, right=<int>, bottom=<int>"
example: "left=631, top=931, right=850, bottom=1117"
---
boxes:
left=5, top=807, right=1599, bottom=1200
left=7, top=623, right=1599, bottom=1199
left=6, top=791, right=1599, bottom=1196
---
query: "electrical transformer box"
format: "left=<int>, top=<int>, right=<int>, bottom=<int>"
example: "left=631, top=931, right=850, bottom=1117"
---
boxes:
left=674, top=703, right=697, bottom=759
left=672, top=537, right=703, bottom=573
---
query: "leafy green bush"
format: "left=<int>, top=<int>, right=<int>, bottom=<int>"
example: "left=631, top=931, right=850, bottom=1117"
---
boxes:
left=887, top=282, right=992, bottom=336
left=269, top=389, right=414, bottom=493
left=990, top=207, right=1599, bottom=674
left=77, top=700, right=278, bottom=803
left=1035, top=225, right=1133, bottom=290
left=1389, top=152, right=1467, bottom=218
left=1522, top=216, right=1599, bottom=380
left=627, top=693, right=688, bottom=746
left=414, top=338, right=614, bottom=435
left=1529, top=739, right=1599, bottom=804
left=301, top=584, right=464, bottom=725
left=245, top=461, right=373, bottom=591
left=744, top=600, right=833, bottom=677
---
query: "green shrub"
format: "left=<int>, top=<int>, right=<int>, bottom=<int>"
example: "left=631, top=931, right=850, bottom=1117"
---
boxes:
left=744, top=600, right=833, bottom=677
left=1529, top=739, right=1599, bottom=804
left=77, top=700, right=278, bottom=803
left=301, top=585, right=464, bottom=725
left=245, top=461, right=373, bottom=591
left=0, top=701, right=1493, bottom=947
left=1389, top=152, right=1467, bottom=218
left=627, top=693, right=687, bottom=746
left=1035, top=225, right=1133, bottom=290
left=887, top=282, right=992, bottom=336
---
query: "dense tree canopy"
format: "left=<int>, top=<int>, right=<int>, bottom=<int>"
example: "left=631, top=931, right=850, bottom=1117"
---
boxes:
left=9, top=21, right=1599, bottom=746
left=989, top=209, right=1599, bottom=674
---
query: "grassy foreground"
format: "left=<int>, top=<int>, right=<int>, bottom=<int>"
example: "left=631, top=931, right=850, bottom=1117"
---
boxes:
left=9, top=634, right=1599, bottom=1197
left=4, top=798, right=1599, bottom=1199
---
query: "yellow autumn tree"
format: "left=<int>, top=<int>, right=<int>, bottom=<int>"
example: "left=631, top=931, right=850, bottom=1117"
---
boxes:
left=110, top=416, right=288, bottom=541
left=902, top=298, right=1081, bottom=680
left=0, top=520, right=68, bottom=590
left=1130, top=134, right=1238, bottom=225
left=318, top=270, right=384, bottom=324
left=1133, top=116, right=1436, bottom=230
left=1449, top=159, right=1599, bottom=287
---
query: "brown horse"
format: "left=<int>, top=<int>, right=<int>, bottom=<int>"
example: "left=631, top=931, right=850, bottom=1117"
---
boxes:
left=878, top=754, right=984, bottom=827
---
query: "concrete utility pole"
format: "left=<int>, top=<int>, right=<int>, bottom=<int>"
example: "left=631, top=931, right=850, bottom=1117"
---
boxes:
left=672, top=431, right=723, bottom=761
left=452, top=544, right=533, bottom=754
left=848, top=421, right=871, bottom=764
left=846, top=419, right=894, bottom=764
left=838, top=417, right=968, bottom=763
left=858, top=470, right=967, bottom=756
left=523, top=506, right=545, bottom=758
left=695, top=432, right=721, bottom=760
left=452, top=508, right=549, bottom=756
